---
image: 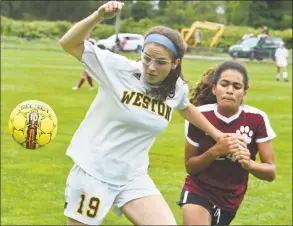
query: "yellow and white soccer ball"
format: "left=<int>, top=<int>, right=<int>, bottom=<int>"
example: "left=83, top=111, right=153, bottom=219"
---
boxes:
left=8, top=100, right=58, bottom=150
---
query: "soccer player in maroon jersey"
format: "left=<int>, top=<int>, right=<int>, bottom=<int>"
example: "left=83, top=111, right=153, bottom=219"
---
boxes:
left=178, top=61, right=276, bottom=225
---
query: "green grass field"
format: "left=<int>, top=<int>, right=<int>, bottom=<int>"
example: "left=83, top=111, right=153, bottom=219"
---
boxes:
left=1, top=39, right=292, bottom=225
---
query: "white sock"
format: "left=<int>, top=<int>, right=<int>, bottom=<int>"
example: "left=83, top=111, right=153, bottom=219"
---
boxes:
left=283, top=72, right=288, bottom=79
left=276, top=73, right=280, bottom=79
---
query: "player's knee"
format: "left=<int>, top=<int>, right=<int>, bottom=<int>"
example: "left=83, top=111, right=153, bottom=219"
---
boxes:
left=181, top=204, right=211, bottom=225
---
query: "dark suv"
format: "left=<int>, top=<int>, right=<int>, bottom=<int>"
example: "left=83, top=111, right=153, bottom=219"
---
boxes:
left=228, top=37, right=284, bottom=61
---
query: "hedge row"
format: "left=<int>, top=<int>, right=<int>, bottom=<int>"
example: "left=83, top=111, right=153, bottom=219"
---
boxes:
left=1, top=16, right=292, bottom=49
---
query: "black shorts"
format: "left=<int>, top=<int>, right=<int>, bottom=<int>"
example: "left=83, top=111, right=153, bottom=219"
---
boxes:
left=177, top=188, right=237, bottom=225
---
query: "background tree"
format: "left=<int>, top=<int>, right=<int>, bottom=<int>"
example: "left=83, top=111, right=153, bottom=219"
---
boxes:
left=192, top=1, right=226, bottom=23
left=1, top=0, right=292, bottom=30
left=1, top=1, right=26, bottom=20
left=225, top=1, right=251, bottom=26
left=157, top=0, right=167, bottom=15
left=224, top=1, right=292, bottom=29
left=120, top=1, right=134, bottom=20
left=131, top=1, right=154, bottom=22
left=155, top=1, right=226, bottom=30
left=155, top=1, right=192, bottom=30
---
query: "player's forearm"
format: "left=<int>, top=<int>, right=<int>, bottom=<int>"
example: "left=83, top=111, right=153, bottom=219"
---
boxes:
left=246, top=160, right=276, bottom=182
left=59, top=11, right=102, bottom=50
left=186, top=146, right=218, bottom=175
left=180, top=104, right=221, bottom=141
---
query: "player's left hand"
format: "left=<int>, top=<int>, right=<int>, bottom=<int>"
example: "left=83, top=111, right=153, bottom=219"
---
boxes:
left=233, top=147, right=251, bottom=170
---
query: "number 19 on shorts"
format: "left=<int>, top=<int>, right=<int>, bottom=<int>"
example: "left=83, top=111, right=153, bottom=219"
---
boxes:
left=77, top=193, right=100, bottom=218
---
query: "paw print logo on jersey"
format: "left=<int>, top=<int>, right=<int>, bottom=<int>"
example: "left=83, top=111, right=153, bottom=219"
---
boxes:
left=236, top=126, right=253, bottom=144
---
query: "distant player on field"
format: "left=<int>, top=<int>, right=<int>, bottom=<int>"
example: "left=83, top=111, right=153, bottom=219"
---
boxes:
left=72, top=35, right=96, bottom=90
left=178, top=61, right=276, bottom=225
left=59, top=1, right=233, bottom=225
left=275, top=43, right=289, bottom=82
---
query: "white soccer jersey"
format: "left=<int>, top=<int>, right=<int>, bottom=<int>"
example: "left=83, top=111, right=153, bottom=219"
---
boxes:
left=66, top=40, right=189, bottom=185
left=275, top=47, right=288, bottom=66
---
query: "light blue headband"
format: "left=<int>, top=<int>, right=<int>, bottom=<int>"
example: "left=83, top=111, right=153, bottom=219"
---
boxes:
left=144, top=34, right=178, bottom=57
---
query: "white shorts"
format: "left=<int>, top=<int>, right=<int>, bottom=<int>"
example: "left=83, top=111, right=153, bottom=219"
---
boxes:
left=64, top=164, right=161, bottom=225
left=277, top=61, right=287, bottom=68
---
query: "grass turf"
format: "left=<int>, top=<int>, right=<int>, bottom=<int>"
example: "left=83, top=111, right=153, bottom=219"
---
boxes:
left=1, top=40, right=292, bottom=225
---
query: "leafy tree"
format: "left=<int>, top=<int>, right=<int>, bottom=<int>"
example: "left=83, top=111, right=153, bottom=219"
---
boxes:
left=1, top=1, right=26, bottom=20
left=1, top=0, right=105, bottom=22
left=193, top=1, right=226, bottom=23
left=155, top=1, right=192, bottom=30
left=225, top=1, right=292, bottom=30
left=225, top=1, right=251, bottom=26
left=1, top=0, right=291, bottom=30
left=155, top=1, right=225, bottom=30
left=131, top=1, right=154, bottom=21
left=120, top=1, right=134, bottom=20
left=157, top=0, right=167, bottom=14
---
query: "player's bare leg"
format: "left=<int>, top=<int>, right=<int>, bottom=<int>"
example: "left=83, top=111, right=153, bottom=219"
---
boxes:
left=67, top=218, right=86, bottom=225
left=282, top=67, right=288, bottom=82
left=121, top=195, right=177, bottom=225
left=85, top=72, right=94, bottom=90
left=181, top=204, right=212, bottom=225
left=276, top=66, right=280, bottom=81
left=72, top=71, right=87, bottom=90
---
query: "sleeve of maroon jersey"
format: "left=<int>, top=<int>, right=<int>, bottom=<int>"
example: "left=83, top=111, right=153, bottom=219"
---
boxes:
left=255, top=112, right=276, bottom=143
left=185, top=120, right=204, bottom=147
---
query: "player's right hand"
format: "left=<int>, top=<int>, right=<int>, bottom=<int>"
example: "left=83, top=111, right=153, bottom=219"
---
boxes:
left=213, top=134, right=246, bottom=157
left=97, top=1, right=124, bottom=20
left=226, top=133, right=247, bottom=148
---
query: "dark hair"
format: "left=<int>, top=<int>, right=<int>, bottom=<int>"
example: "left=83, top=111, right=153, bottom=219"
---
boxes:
left=190, top=60, right=249, bottom=106
left=143, top=26, right=187, bottom=102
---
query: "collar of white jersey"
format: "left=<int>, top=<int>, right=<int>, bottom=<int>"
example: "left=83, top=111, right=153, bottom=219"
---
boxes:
left=214, top=104, right=243, bottom=124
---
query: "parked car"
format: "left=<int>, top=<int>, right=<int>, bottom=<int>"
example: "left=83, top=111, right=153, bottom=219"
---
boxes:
left=96, top=33, right=144, bottom=53
left=228, top=37, right=284, bottom=61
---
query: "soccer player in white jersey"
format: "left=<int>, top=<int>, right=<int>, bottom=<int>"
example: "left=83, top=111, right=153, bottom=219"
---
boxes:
left=178, top=61, right=276, bottom=225
left=275, top=43, right=289, bottom=82
left=59, top=1, right=244, bottom=225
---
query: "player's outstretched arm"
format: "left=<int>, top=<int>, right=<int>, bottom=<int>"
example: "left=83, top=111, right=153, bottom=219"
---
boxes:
left=179, top=103, right=223, bottom=141
left=185, top=134, right=245, bottom=175
left=59, top=1, right=124, bottom=60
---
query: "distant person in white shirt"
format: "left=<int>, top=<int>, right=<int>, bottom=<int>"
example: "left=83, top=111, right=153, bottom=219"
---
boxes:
left=275, top=43, right=289, bottom=82
left=59, top=1, right=235, bottom=225
left=195, top=29, right=202, bottom=47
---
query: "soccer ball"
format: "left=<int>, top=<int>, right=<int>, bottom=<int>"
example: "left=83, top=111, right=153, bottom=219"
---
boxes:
left=8, top=100, right=58, bottom=150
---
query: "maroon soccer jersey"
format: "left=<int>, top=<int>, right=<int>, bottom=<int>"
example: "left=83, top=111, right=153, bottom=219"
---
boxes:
left=184, top=103, right=276, bottom=211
